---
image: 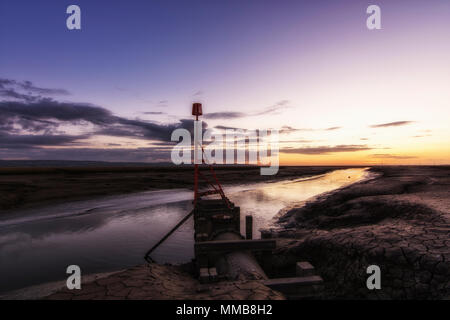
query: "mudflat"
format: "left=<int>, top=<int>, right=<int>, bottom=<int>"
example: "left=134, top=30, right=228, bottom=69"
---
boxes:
left=44, top=264, right=285, bottom=300
left=271, top=165, right=450, bottom=299
left=0, top=165, right=346, bottom=213
left=3, top=165, right=448, bottom=299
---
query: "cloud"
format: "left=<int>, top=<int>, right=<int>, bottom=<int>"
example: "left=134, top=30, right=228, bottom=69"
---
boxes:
left=370, top=121, right=414, bottom=128
left=0, top=99, right=112, bottom=125
left=143, top=111, right=166, bottom=115
left=0, top=78, right=69, bottom=102
left=204, top=100, right=291, bottom=120
left=279, top=126, right=314, bottom=134
left=204, top=112, right=246, bottom=120
left=0, top=98, right=207, bottom=144
left=281, top=144, right=372, bottom=155
left=150, top=141, right=177, bottom=146
left=214, top=124, right=337, bottom=137
left=0, top=79, right=214, bottom=161
left=280, top=125, right=341, bottom=134
left=0, top=146, right=173, bottom=162
left=0, top=133, right=89, bottom=147
left=280, top=126, right=299, bottom=134
left=214, top=125, right=242, bottom=131
left=0, top=79, right=352, bottom=163
left=155, top=100, right=168, bottom=108
left=280, top=139, right=315, bottom=143
left=254, top=100, right=291, bottom=116
left=370, top=154, right=417, bottom=159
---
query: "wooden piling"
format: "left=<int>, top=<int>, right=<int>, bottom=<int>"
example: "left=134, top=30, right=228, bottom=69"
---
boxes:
left=245, top=215, right=253, bottom=240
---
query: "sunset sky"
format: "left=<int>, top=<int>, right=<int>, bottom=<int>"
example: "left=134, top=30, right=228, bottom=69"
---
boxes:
left=1, top=0, right=449, bottom=165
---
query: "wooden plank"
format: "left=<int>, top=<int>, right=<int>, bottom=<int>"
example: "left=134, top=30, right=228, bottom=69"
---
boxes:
left=195, top=239, right=276, bottom=254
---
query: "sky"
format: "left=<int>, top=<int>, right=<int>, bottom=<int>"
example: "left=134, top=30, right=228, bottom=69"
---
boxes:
left=1, top=0, right=449, bottom=165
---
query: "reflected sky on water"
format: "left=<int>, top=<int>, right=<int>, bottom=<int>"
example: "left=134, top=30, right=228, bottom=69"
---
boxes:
left=0, top=168, right=368, bottom=293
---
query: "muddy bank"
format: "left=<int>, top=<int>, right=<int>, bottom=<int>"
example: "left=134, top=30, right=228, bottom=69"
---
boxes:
left=269, top=166, right=450, bottom=299
left=0, top=165, right=347, bottom=213
left=44, top=263, right=285, bottom=300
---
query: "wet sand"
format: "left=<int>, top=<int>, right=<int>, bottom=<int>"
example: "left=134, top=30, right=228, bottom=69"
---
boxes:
left=271, top=166, right=450, bottom=299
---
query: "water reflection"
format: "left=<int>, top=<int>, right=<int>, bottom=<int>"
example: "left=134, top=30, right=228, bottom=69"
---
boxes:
left=0, top=168, right=368, bottom=293
left=230, top=168, right=369, bottom=238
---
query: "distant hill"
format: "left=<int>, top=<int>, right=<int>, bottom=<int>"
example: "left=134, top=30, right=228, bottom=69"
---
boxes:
left=0, top=160, right=172, bottom=168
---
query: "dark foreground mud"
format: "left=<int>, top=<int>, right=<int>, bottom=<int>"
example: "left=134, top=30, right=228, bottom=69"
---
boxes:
left=45, top=263, right=285, bottom=300
left=269, top=166, right=450, bottom=299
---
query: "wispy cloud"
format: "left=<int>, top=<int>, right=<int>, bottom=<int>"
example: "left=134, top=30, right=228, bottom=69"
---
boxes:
left=279, top=126, right=313, bottom=134
left=412, top=131, right=432, bottom=138
left=281, top=144, right=372, bottom=155
left=204, top=112, right=246, bottom=120
left=0, top=78, right=69, bottom=102
left=370, top=154, right=417, bottom=159
left=254, top=100, right=291, bottom=116
left=0, top=146, right=173, bottom=162
left=280, top=139, right=316, bottom=143
left=370, top=121, right=414, bottom=128
left=0, top=133, right=89, bottom=147
left=214, top=125, right=241, bottom=131
left=204, top=100, right=291, bottom=120
left=280, top=125, right=341, bottom=134
left=143, top=111, right=166, bottom=115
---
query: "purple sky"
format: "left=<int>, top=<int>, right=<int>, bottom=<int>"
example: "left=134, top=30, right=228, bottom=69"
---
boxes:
left=1, top=0, right=449, bottom=164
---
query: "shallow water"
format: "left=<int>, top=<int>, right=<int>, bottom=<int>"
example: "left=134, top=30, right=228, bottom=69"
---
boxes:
left=0, top=168, right=368, bottom=293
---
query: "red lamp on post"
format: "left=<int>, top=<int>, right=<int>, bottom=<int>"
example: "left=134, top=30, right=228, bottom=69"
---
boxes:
left=192, top=102, right=202, bottom=120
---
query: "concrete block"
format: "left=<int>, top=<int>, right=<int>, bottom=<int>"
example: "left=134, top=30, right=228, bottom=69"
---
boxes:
left=208, top=267, right=218, bottom=282
left=296, top=261, right=315, bottom=277
left=199, top=268, right=209, bottom=284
